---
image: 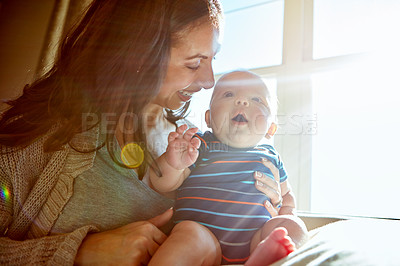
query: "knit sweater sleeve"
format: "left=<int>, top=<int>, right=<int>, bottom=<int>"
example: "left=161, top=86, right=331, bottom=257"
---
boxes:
left=0, top=127, right=100, bottom=265
left=0, top=224, right=98, bottom=265
left=0, top=150, right=99, bottom=265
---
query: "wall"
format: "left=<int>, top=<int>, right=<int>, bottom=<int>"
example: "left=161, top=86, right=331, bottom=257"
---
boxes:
left=0, top=0, right=55, bottom=108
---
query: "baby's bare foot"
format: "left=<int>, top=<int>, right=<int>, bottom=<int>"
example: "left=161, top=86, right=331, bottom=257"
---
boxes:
left=245, top=227, right=295, bottom=266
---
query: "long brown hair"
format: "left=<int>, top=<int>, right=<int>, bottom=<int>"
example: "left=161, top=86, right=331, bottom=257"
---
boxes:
left=0, top=0, right=223, bottom=177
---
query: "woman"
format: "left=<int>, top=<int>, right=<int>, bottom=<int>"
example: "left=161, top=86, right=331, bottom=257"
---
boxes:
left=0, top=0, right=284, bottom=264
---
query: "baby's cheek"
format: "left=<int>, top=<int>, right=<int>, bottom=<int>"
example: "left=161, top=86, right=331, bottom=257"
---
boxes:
left=254, top=115, right=269, bottom=134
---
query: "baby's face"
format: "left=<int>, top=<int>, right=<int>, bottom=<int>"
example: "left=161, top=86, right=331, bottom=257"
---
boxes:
left=207, top=71, right=273, bottom=148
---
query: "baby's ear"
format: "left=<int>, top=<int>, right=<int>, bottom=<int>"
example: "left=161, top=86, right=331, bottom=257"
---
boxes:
left=205, top=110, right=211, bottom=128
left=265, top=122, right=277, bottom=139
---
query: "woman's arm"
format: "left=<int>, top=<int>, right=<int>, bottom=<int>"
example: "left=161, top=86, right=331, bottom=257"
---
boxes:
left=279, top=180, right=296, bottom=215
left=0, top=225, right=98, bottom=265
left=0, top=171, right=98, bottom=264
left=0, top=209, right=173, bottom=265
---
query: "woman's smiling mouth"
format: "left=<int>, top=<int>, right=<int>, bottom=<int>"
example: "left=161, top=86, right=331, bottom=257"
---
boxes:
left=178, top=90, right=197, bottom=102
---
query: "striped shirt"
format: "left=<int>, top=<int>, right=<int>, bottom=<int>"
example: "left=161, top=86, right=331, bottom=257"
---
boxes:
left=174, top=131, right=287, bottom=264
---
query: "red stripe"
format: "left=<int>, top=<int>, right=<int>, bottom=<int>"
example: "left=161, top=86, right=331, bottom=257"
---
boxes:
left=195, top=134, right=207, bottom=149
left=222, top=254, right=249, bottom=263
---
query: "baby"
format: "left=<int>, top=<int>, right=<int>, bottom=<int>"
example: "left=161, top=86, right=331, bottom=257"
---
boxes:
left=146, top=70, right=308, bottom=265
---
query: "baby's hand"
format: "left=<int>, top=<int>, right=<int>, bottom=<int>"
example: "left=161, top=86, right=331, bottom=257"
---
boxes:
left=165, top=124, right=200, bottom=170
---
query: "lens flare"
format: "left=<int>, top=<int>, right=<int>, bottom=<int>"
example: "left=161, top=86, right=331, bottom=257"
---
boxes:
left=121, top=143, right=144, bottom=168
left=1, top=185, right=10, bottom=202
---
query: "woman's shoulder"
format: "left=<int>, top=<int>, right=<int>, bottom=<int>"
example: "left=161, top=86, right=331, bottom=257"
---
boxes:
left=0, top=125, right=99, bottom=179
left=0, top=128, right=58, bottom=176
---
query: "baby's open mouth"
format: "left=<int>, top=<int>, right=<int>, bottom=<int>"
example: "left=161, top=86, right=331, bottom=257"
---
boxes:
left=232, top=114, right=248, bottom=123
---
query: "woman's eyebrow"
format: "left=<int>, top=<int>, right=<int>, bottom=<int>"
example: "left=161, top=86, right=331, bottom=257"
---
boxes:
left=185, top=54, right=208, bottom=60
left=185, top=45, right=221, bottom=60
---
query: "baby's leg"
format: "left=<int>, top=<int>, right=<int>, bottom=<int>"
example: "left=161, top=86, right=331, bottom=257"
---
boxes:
left=149, top=220, right=221, bottom=266
left=245, top=215, right=308, bottom=266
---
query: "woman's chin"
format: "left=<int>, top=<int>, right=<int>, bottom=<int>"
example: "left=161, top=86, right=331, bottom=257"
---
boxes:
left=166, top=101, right=188, bottom=111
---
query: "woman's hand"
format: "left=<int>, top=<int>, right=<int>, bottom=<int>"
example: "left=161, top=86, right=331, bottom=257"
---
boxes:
left=75, top=208, right=173, bottom=265
left=254, top=157, right=282, bottom=217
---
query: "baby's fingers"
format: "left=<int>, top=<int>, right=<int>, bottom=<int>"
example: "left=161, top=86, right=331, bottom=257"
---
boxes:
left=167, top=132, right=179, bottom=143
left=190, top=137, right=201, bottom=149
left=183, top=127, right=199, bottom=142
left=176, top=124, right=188, bottom=135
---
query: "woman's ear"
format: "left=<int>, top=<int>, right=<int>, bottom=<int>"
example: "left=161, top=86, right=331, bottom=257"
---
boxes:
left=205, top=110, right=211, bottom=128
left=265, top=122, right=277, bottom=139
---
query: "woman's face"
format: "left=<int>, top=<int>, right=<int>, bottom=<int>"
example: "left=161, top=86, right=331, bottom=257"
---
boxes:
left=152, top=20, right=221, bottom=110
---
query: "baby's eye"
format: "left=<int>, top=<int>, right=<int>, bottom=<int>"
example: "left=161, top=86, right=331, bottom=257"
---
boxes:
left=251, top=97, right=262, bottom=103
left=223, top=92, right=234, bottom=97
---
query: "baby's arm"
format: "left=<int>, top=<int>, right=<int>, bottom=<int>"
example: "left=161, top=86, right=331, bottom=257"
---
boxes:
left=279, top=180, right=296, bottom=215
left=149, top=124, right=200, bottom=194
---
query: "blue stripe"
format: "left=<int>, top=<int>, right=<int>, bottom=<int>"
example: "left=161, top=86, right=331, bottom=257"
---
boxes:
left=220, top=240, right=250, bottom=247
left=189, top=170, right=254, bottom=178
left=175, top=208, right=270, bottom=219
left=179, top=186, right=265, bottom=196
left=175, top=220, right=259, bottom=232
left=241, top=181, right=255, bottom=184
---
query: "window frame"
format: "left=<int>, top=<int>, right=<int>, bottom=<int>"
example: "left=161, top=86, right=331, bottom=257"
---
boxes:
left=220, top=0, right=373, bottom=212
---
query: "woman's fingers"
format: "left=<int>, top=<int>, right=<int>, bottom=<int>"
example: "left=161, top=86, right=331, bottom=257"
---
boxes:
left=254, top=173, right=281, bottom=206
left=261, top=158, right=280, bottom=183
left=254, top=158, right=283, bottom=214
left=146, top=237, right=162, bottom=257
left=75, top=214, right=171, bottom=265
left=148, top=207, right=173, bottom=228
left=254, top=171, right=279, bottom=194
left=264, top=200, right=279, bottom=217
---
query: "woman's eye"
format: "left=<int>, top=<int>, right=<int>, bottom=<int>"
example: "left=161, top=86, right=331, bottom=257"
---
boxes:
left=187, top=65, right=200, bottom=70
left=223, top=92, right=234, bottom=97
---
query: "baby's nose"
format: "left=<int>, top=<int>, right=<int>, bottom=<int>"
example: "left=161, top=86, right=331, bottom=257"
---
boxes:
left=235, top=98, right=249, bottom=106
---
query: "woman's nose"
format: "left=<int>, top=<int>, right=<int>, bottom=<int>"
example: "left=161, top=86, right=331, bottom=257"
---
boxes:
left=197, top=62, right=215, bottom=90
left=235, top=98, right=249, bottom=106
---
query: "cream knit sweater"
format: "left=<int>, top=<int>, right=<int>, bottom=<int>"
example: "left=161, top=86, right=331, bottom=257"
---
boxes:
left=0, top=127, right=101, bottom=265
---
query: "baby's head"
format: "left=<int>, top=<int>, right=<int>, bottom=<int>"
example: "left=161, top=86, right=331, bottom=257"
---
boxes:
left=205, top=70, right=277, bottom=148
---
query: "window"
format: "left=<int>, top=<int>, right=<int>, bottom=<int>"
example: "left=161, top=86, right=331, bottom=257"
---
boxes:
left=313, top=0, right=400, bottom=59
left=213, top=0, right=284, bottom=74
left=311, top=0, right=400, bottom=218
left=311, top=62, right=400, bottom=218
left=188, top=0, right=400, bottom=219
